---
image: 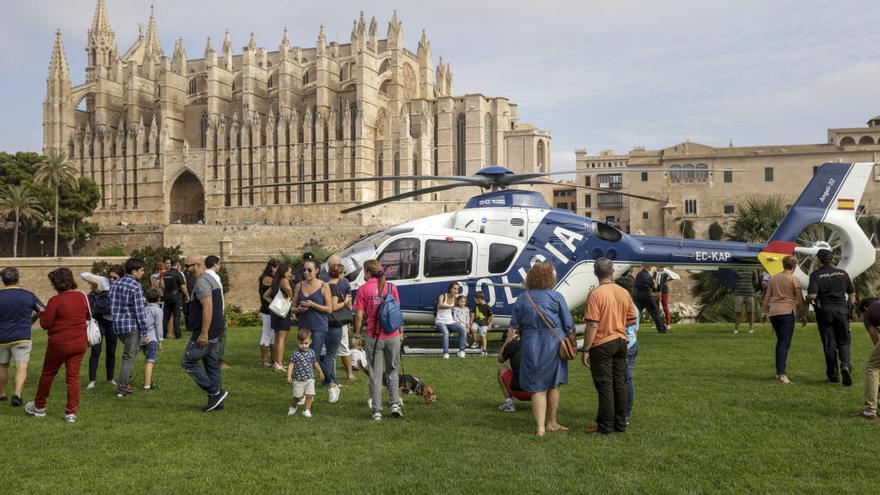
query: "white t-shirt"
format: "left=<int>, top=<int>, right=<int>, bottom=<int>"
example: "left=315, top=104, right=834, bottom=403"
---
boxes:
left=453, top=306, right=470, bottom=326
left=435, top=294, right=455, bottom=325
left=350, top=348, right=368, bottom=370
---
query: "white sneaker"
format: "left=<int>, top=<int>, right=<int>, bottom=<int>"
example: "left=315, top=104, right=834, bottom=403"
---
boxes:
left=328, top=385, right=340, bottom=404
left=297, top=396, right=306, bottom=406
left=64, top=414, right=76, bottom=424
left=302, top=409, right=312, bottom=418
left=86, top=381, right=96, bottom=390
left=457, top=351, right=466, bottom=358
left=371, top=412, right=382, bottom=421
left=367, top=397, right=373, bottom=410
left=733, top=329, right=739, bottom=334
left=470, top=342, right=480, bottom=349
left=480, top=351, right=488, bottom=357
left=24, top=401, right=46, bottom=417
left=749, top=328, right=754, bottom=334
left=443, top=353, right=449, bottom=360
left=390, top=403, right=403, bottom=418
left=287, top=406, right=297, bottom=416
left=499, top=401, right=516, bottom=412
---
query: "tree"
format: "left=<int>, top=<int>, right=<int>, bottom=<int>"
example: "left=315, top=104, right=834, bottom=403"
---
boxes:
left=679, top=220, right=695, bottom=239
left=729, top=196, right=787, bottom=243
left=0, top=184, right=45, bottom=257
left=130, top=245, right=184, bottom=290
left=57, top=177, right=100, bottom=256
left=708, top=221, right=724, bottom=241
left=35, top=150, right=77, bottom=257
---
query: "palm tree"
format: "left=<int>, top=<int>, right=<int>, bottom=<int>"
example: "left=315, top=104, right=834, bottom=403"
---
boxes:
left=729, top=195, right=787, bottom=243
left=0, top=184, right=45, bottom=257
left=35, top=150, right=77, bottom=257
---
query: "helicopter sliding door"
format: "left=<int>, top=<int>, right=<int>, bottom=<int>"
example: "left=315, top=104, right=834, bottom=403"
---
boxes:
left=376, top=237, right=423, bottom=315
left=411, top=236, right=477, bottom=324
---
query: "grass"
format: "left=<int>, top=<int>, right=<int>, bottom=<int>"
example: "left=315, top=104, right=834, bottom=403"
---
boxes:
left=3, top=323, right=880, bottom=494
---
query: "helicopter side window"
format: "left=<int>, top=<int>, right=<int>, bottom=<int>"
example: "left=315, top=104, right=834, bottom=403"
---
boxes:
left=377, top=238, right=421, bottom=280
left=593, top=221, right=623, bottom=242
left=488, top=243, right=517, bottom=274
left=425, top=240, right=473, bottom=278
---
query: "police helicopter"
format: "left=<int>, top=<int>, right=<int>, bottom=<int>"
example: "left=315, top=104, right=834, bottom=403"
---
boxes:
left=251, top=162, right=876, bottom=328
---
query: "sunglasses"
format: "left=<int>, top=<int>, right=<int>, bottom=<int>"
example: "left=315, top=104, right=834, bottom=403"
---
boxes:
left=304, top=268, right=314, bottom=273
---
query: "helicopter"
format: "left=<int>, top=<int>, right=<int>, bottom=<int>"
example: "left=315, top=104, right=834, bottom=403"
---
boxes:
left=251, top=162, right=877, bottom=328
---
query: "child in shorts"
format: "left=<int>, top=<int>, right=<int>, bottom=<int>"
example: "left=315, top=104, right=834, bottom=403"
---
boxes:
left=142, top=288, right=164, bottom=390
left=287, top=329, right=324, bottom=418
left=469, top=291, right=493, bottom=356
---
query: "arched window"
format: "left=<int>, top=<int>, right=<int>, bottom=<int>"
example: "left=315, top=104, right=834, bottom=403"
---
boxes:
left=267, top=74, right=274, bottom=89
left=695, top=163, right=709, bottom=182
left=379, top=78, right=392, bottom=95
left=484, top=113, right=494, bottom=165
left=303, top=71, right=310, bottom=85
left=859, top=135, right=875, bottom=145
left=683, top=163, right=695, bottom=182
left=378, top=58, right=391, bottom=74
left=199, top=113, right=209, bottom=148
left=393, top=152, right=401, bottom=196
left=456, top=114, right=466, bottom=176
left=377, top=152, right=384, bottom=199
left=537, top=140, right=546, bottom=173
left=670, top=164, right=682, bottom=183
left=840, top=136, right=855, bottom=146
left=188, top=78, right=197, bottom=95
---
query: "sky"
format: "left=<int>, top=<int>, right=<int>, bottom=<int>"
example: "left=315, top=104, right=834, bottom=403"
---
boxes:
left=3, top=0, right=880, bottom=173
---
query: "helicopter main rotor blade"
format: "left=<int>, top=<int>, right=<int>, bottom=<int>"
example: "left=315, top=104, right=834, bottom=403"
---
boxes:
left=241, top=175, right=490, bottom=190
left=517, top=179, right=666, bottom=203
left=341, top=182, right=471, bottom=214
left=500, top=167, right=744, bottom=184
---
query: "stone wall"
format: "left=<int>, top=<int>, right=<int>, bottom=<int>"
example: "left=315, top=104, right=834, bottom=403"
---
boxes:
left=0, top=256, right=128, bottom=305
left=163, top=224, right=377, bottom=257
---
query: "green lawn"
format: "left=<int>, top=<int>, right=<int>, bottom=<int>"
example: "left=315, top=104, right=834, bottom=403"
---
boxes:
left=3, top=323, right=879, bottom=494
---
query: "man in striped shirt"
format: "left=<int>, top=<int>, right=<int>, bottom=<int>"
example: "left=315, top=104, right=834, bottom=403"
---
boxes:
left=108, top=258, right=148, bottom=398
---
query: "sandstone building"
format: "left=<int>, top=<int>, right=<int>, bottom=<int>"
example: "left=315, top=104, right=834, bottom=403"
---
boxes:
left=577, top=120, right=880, bottom=237
left=43, top=1, right=552, bottom=228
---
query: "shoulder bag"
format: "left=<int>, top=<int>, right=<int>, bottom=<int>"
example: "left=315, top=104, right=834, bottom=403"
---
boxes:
left=83, top=292, right=103, bottom=346
left=327, top=283, right=353, bottom=326
left=524, top=290, right=576, bottom=361
left=269, top=285, right=292, bottom=318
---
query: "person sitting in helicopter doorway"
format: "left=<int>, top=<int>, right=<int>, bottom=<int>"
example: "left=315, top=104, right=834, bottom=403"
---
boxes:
left=807, top=249, right=855, bottom=386
left=633, top=265, right=667, bottom=334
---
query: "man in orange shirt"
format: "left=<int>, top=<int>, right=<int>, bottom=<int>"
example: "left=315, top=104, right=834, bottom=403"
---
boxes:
left=583, top=258, right=637, bottom=434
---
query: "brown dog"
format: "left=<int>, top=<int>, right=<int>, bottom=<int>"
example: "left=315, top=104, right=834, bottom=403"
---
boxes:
left=383, top=374, right=436, bottom=404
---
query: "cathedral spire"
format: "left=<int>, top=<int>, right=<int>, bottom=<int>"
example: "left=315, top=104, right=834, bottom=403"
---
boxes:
left=222, top=30, right=233, bottom=70
left=248, top=32, right=256, bottom=52
left=171, top=37, right=186, bottom=74
left=144, top=8, right=162, bottom=59
left=368, top=16, right=378, bottom=51
left=49, top=30, right=71, bottom=81
left=204, top=36, right=214, bottom=57
left=90, top=0, right=113, bottom=36
left=280, top=28, right=290, bottom=60
left=316, top=25, right=326, bottom=55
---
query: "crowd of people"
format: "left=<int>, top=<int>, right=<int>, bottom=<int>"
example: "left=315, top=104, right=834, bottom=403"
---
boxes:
left=1, top=246, right=879, bottom=430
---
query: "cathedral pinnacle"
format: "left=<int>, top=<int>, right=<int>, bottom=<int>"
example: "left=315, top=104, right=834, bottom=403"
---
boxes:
left=171, top=37, right=187, bottom=74
left=317, top=24, right=326, bottom=47
left=48, top=29, right=71, bottom=80
left=205, top=36, right=214, bottom=55
left=90, top=0, right=113, bottom=36
left=248, top=32, right=256, bottom=52
left=281, top=28, right=290, bottom=49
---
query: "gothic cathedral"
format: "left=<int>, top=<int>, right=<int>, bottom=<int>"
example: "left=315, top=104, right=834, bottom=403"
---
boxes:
left=43, top=1, right=551, bottom=226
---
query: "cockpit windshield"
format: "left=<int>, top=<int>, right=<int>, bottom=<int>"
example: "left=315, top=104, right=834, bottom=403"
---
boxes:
left=592, top=221, right=623, bottom=242
left=331, top=228, right=414, bottom=281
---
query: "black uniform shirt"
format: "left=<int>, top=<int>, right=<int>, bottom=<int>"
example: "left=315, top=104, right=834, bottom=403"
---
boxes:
left=807, top=265, right=854, bottom=308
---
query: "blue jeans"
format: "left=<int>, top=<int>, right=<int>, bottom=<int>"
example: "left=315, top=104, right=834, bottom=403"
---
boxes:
left=319, top=326, right=343, bottom=387
left=436, top=322, right=467, bottom=354
left=626, top=342, right=639, bottom=420
left=770, top=313, right=795, bottom=375
left=181, top=337, right=222, bottom=395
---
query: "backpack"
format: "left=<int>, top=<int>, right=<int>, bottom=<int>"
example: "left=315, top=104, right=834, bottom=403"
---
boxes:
left=88, top=291, right=110, bottom=318
left=375, top=282, right=405, bottom=334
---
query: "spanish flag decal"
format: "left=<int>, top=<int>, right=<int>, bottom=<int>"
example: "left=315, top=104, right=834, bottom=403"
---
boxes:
left=837, top=198, right=855, bottom=210
left=758, top=241, right=797, bottom=276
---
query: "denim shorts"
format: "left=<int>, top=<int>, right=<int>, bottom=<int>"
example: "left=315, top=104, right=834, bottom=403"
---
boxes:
left=141, top=340, right=159, bottom=363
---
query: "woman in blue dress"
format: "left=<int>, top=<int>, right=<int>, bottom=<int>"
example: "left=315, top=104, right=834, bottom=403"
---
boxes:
left=510, top=262, right=576, bottom=436
left=292, top=260, right=334, bottom=399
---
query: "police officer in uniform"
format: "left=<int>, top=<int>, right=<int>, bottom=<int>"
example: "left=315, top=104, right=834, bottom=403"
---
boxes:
left=806, top=249, right=856, bottom=386
left=162, top=258, right=189, bottom=339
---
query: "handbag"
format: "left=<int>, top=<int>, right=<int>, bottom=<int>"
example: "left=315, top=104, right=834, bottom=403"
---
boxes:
left=83, top=292, right=103, bottom=346
left=327, top=284, right=353, bottom=327
left=524, top=291, right=577, bottom=361
left=269, top=288, right=292, bottom=318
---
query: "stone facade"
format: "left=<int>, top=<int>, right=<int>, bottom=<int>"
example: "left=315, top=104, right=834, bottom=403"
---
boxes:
left=577, top=120, right=880, bottom=236
left=44, top=1, right=552, bottom=230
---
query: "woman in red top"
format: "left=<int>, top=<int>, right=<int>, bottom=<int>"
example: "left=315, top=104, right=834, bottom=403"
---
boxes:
left=353, top=259, right=402, bottom=421
left=25, top=268, right=89, bottom=423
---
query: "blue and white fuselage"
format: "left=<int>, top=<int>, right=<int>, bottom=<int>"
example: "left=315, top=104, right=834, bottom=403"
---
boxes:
left=333, top=162, right=876, bottom=327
